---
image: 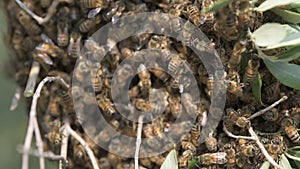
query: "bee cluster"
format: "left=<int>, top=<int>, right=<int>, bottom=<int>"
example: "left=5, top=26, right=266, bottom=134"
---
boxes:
left=2, top=0, right=300, bottom=169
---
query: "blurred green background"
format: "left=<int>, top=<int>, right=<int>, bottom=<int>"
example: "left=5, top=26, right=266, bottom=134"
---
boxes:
left=0, top=6, right=27, bottom=169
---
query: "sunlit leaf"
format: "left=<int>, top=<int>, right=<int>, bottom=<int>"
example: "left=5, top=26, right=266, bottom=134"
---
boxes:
left=255, top=0, right=300, bottom=12
left=251, top=23, right=290, bottom=47
left=272, top=8, right=300, bottom=24
left=260, top=161, right=270, bottom=169
left=279, top=154, right=293, bottom=169
left=286, top=150, right=300, bottom=168
left=160, top=149, right=178, bottom=169
left=288, top=146, right=300, bottom=150
left=263, top=59, right=300, bottom=89
left=264, top=46, right=300, bottom=62
left=250, top=73, right=263, bottom=105
left=267, top=31, right=300, bottom=49
left=201, top=0, right=233, bottom=13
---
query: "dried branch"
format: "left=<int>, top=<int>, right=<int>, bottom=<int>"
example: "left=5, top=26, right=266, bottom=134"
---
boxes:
left=21, top=76, right=69, bottom=169
left=135, top=116, right=144, bottom=169
left=15, top=0, right=73, bottom=25
left=63, top=119, right=100, bottom=169
left=223, top=125, right=255, bottom=140
left=17, top=145, right=65, bottom=161
left=59, top=119, right=70, bottom=169
left=24, top=61, right=40, bottom=97
left=248, top=127, right=283, bottom=169
left=10, top=86, right=21, bottom=111
left=249, top=96, right=288, bottom=119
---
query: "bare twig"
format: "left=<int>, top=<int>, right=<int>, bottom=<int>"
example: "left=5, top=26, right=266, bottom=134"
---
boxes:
left=249, top=96, right=288, bottom=119
left=21, top=76, right=69, bottom=169
left=24, top=61, right=40, bottom=97
left=223, top=125, right=255, bottom=140
left=10, top=86, right=21, bottom=111
left=248, top=127, right=283, bottom=169
left=135, top=116, right=144, bottom=169
left=17, top=145, right=65, bottom=161
left=15, top=0, right=73, bottom=25
left=63, top=119, right=100, bottom=169
left=59, top=119, right=70, bottom=169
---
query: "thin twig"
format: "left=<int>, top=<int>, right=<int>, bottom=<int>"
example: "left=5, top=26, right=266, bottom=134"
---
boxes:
left=24, top=61, right=40, bottom=97
left=21, top=76, right=69, bottom=169
left=248, top=127, right=283, bottom=169
left=223, top=125, right=255, bottom=140
left=135, top=116, right=144, bottom=169
left=15, top=0, right=73, bottom=25
left=249, top=96, right=288, bottom=119
left=65, top=121, right=100, bottom=169
left=17, top=145, right=65, bottom=161
left=59, top=119, right=70, bottom=169
left=10, top=86, right=21, bottom=111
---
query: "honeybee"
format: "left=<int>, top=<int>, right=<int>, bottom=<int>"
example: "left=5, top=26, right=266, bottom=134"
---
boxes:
left=241, top=144, right=259, bottom=157
left=133, top=98, right=152, bottom=112
left=181, top=135, right=197, bottom=153
left=226, top=108, right=250, bottom=128
left=206, top=74, right=214, bottom=97
left=68, top=32, right=82, bottom=57
left=56, top=21, right=69, bottom=47
left=46, top=96, right=61, bottom=117
left=284, top=125, right=300, bottom=143
left=99, top=157, right=111, bottom=169
left=262, top=81, right=280, bottom=103
left=223, top=143, right=236, bottom=167
left=107, top=153, right=122, bottom=168
left=205, top=132, right=218, bottom=152
left=266, top=135, right=284, bottom=155
left=138, top=64, right=151, bottom=95
left=79, top=15, right=102, bottom=33
left=148, top=35, right=161, bottom=49
left=226, top=80, right=243, bottom=97
left=186, top=5, right=201, bottom=26
left=143, top=124, right=162, bottom=149
left=16, top=10, right=41, bottom=35
left=81, top=0, right=110, bottom=18
left=150, top=64, right=169, bottom=83
left=228, top=40, right=247, bottom=69
left=47, top=119, right=62, bottom=146
left=21, top=36, right=39, bottom=52
left=198, top=152, right=228, bottom=165
left=201, top=0, right=215, bottom=23
left=243, top=57, right=260, bottom=84
left=115, top=63, right=133, bottom=85
left=152, top=117, right=165, bottom=139
left=92, top=74, right=102, bottom=94
left=120, top=47, right=134, bottom=59
left=190, top=124, right=200, bottom=146
left=97, top=95, right=116, bottom=116
left=102, top=0, right=125, bottom=23
left=179, top=149, right=194, bottom=168
left=35, top=42, right=64, bottom=58
left=262, top=108, right=279, bottom=122
left=72, top=139, right=87, bottom=163
left=168, top=54, right=184, bottom=76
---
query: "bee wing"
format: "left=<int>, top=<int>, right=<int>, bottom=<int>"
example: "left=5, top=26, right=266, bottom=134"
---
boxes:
left=88, top=7, right=101, bottom=19
left=213, top=152, right=227, bottom=164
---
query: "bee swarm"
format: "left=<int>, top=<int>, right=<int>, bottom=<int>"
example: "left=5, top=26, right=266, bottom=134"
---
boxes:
left=2, top=0, right=300, bottom=169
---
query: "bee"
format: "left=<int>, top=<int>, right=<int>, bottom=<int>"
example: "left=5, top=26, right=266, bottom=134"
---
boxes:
left=68, top=32, right=82, bottom=57
left=235, top=152, right=246, bottom=168
left=47, top=119, right=62, bottom=146
left=16, top=10, right=41, bottom=35
left=92, top=72, right=102, bottom=94
left=168, top=54, right=184, bottom=76
left=46, top=96, right=61, bottom=117
left=80, top=0, right=110, bottom=18
left=284, top=124, right=300, bottom=143
left=198, top=152, right=228, bottom=165
left=241, top=144, right=259, bottom=157
left=21, top=36, right=39, bottom=52
left=78, top=15, right=101, bottom=33
left=168, top=95, right=182, bottom=117
left=56, top=22, right=69, bottom=47
left=190, top=124, right=200, bottom=146
left=243, top=57, right=260, bottom=84
left=121, top=47, right=134, bottom=59
left=150, top=64, right=169, bottom=83
left=102, top=0, right=125, bottom=23
left=40, top=0, right=52, bottom=8
left=186, top=5, right=201, bottom=26
left=228, top=40, right=247, bottom=69
left=97, top=95, right=116, bottom=116
left=226, top=80, right=243, bottom=97
left=143, top=124, right=162, bottom=149
left=133, top=98, right=152, bottom=112
left=263, top=81, right=280, bottom=103
left=205, top=132, right=218, bottom=152
left=115, top=63, right=133, bottom=85
left=226, top=108, right=250, bottom=128
left=138, top=64, right=151, bottom=95
left=206, top=74, right=214, bottom=97
left=179, top=149, right=194, bottom=168
left=148, top=35, right=162, bottom=49
left=223, top=143, right=236, bottom=167
left=262, top=108, right=279, bottom=122
left=107, top=153, right=122, bottom=168
left=72, top=139, right=87, bottom=163
left=181, top=135, right=197, bottom=153
left=99, top=157, right=111, bottom=169
left=35, top=42, right=64, bottom=58
left=128, top=86, right=139, bottom=99
left=266, top=135, right=284, bottom=155
left=201, top=0, right=215, bottom=23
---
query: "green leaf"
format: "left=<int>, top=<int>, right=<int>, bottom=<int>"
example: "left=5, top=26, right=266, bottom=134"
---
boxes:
left=288, top=146, right=300, bottom=150
left=160, top=149, right=178, bottom=169
left=255, top=0, right=300, bottom=12
left=263, top=59, right=300, bottom=89
left=279, top=154, right=293, bottom=169
left=264, top=46, right=300, bottom=62
left=267, top=31, right=300, bottom=49
left=250, top=73, right=263, bottom=105
left=251, top=23, right=290, bottom=47
left=188, top=158, right=198, bottom=169
left=286, top=150, right=300, bottom=168
left=201, top=0, right=234, bottom=13
left=260, top=161, right=270, bottom=169
left=272, top=8, right=300, bottom=24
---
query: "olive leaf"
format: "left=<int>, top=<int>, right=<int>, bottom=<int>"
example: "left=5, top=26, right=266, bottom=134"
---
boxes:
left=250, top=73, right=263, bottom=105
left=188, top=158, right=198, bottom=169
left=263, top=59, right=300, bottom=89
left=255, top=0, right=299, bottom=12
left=201, top=0, right=233, bottom=13
left=272, top=8, right=300, bottom=24
left=251, top=23, right=292, bottom=47
left=286, top=150, right=300, bottom=168
left=279, top=154, right=293, bottom=169
left=263, top=46, right=300, bottom=62
left=260, top=161, right=270, bottom=169
left=160, top=149, right=178, bottom=169
left=266, top=31, right=300, bottom=49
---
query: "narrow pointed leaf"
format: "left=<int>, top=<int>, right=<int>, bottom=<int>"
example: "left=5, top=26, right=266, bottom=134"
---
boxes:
left=250, top=73, right=263, bottom=105
left=256, top=0, right=299, bottom=12
left=260, top=161, right=270, bottom=169
left=265, top=46, right=300, bottom=62
left=160, top=149, right=178, bottom=169
left=279, top=154, right=293, bottom=169
left=272, top=8, right=300, bottom=24
left=263, top=59, right=300, bottom=89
